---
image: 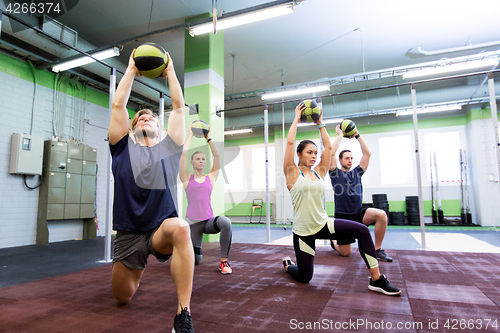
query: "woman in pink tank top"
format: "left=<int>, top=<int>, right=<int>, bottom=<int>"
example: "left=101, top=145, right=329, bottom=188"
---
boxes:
left=180, top=124, right=233, bottom=274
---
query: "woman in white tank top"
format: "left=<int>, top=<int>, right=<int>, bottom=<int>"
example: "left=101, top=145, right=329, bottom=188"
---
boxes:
left=281, top=102, right=401, bottom=296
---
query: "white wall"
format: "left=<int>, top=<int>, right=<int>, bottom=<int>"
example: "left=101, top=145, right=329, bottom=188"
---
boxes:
left=0, top=71, right=110, bottom=248
left=0, top=72, right=51, bottom=248
left=467, top=115, right=500, bottom=226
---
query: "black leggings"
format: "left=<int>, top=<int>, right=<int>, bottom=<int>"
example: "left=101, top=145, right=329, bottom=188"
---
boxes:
left=287, top=218, right=378, bottom=283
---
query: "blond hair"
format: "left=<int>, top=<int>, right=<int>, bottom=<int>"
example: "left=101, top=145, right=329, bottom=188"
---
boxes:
left=130, top=109, right=160, bottom=130
left=191, top=151, right=205, bottom=160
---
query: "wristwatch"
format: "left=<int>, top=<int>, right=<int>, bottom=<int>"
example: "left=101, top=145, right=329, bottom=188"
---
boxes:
left=355, top=134, right=360, bottom=139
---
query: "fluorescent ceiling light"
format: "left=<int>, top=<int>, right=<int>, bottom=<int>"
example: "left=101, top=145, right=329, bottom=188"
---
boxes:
left=52, top=47, right=120, bottom=72
left=262, top=85, right=330, bottom=100
left=396, top=104, right=462, bottom=116
left=224, top=128, right=253, bottom=135
left=297, top=118, right=343, bottom=127
left=402, top=59, right=499, bottom=80
left=189, top=3, right=294, bottom=36
left=323, top=118, right=343, bottom=124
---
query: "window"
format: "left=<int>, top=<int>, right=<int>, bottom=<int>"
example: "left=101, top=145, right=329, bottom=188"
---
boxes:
left=424, top=131, right=461, bottom=182
left=379, top=135, right=413, bottom=184
left=224, top=148, right=244, bottom=190
left=251, top=147, right=276, bottom=189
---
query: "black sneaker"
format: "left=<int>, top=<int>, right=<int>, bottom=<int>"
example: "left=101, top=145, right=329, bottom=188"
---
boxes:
left=282, top=257, right=294, bottom=273
left=368, top=275, right=401, bottom=296
left=172, top=306, right=194, bottom=333
left=376, top=249, right=393, bottom=262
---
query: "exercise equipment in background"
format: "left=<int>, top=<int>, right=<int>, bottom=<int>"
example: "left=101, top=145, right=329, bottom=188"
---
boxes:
left=433, top=151, right=445, bottom=224
left=430, top=152, right=438, bottom=224
left=461, top=149, right=473, bottom=224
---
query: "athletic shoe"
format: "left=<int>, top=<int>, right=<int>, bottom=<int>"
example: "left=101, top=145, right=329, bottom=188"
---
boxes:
left=172, top=306, right=194, bottom=333
left=282, top=257, right=294, bottom=273
left=376, top=249, right=393, bottom=262
left=368, top=275, right=401, bottom=296
left=219, top=260, right=232, bottom=274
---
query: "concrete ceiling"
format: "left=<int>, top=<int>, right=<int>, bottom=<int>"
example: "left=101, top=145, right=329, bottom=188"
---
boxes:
left=47, top=0, right=499, bottom=90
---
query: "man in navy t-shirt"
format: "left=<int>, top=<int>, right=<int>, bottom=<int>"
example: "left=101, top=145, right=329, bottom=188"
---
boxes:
left=329, top=125, right=392, bottom=262
left=108, top=50, right=194, bottom=332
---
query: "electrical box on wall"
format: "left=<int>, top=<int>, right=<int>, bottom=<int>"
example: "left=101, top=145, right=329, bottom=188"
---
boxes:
left=9, top=133, right=44, bottom=175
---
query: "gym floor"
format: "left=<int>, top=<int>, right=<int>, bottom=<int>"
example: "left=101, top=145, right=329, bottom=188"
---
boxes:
left=1, top=224, right=499, bottom=289
left=1, top=224, right=500, bottom=332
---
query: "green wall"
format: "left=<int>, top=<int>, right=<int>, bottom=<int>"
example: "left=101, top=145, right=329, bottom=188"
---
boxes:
left=184, top=14, right=225, bottom=77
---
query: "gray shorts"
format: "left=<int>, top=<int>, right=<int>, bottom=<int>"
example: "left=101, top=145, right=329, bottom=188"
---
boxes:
left=113, top=227, right=172, bottom=270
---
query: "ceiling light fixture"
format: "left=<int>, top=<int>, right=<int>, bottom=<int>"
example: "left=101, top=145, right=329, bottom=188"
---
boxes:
left=297, top=118, right=343, bottom=127
left=261, top=85, right=330, bottom=100
left=396, top=104, right=463, bottom=116
left=224, top=128, right=253, bottom=135
left=189, top=1, right=295, bottom=36
left=323, top=118, right=344, bottom=124
left=52, top=47, right=120, bottom=72
left=402, top=59, right=499, bottom=80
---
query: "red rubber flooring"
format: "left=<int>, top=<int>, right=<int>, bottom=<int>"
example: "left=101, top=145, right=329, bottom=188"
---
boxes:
left=0, top=243, right=499, bottom=332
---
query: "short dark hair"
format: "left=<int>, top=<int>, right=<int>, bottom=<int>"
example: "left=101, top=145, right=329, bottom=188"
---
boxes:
left=339, top=150, right=351, bottom=159
left=297, top=140, right=316, bottom=154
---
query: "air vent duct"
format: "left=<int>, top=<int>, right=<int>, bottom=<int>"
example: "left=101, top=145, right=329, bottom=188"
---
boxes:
left=41, top=15, right=77, bottom=47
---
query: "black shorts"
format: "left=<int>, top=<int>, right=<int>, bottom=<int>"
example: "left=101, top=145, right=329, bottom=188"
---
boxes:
left=113, top=226, right=172, bottom=270
left=334, top=207, right=369, bottom=245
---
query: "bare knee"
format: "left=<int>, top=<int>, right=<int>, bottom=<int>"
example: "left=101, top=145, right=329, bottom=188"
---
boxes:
left=111, top=262, right=142, bottom=306
left=160, top=218, right=192, bottom=244
left=172, top=219, right=192, bottom=243
left=338, top=245, right=352, bottom=257
left=376, top=210, right=388, bottom=225
left=115, top=294, right=133, bottom=305
left=112, top=284, right=137, bottom=305
left=365, top=208, right=387, bottom=226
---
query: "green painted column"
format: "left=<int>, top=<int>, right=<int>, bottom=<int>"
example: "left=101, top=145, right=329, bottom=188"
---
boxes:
left=184, top=14, right=225, bottom=231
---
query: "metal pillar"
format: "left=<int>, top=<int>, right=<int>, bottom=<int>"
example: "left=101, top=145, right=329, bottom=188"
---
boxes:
left=317, top=96, right=328, bottom=246
left=103, top=68, right=116, bottom=262
left=282, top=95, right=286, bottom=228
left=159, top=92, right=164, bottom=141
left=264, top=104, right=271, bottom=243
left=410, top=84, right=426, bottom=249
